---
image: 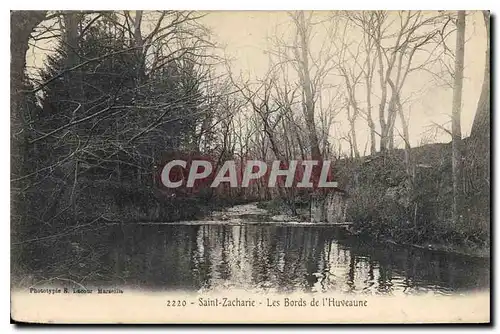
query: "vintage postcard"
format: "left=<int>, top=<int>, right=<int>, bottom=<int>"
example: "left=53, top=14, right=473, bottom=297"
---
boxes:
left=10, top=10, right=490, bottom=324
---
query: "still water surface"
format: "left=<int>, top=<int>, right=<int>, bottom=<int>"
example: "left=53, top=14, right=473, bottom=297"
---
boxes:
left=84, top=223, right=490, bottom=295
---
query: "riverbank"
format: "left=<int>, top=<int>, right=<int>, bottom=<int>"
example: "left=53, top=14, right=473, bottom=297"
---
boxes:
left=345, top=222, right=490, bottom=259
left=332, top=143, right=490, bottom=259
left=212, top=200, right=490, bottom=259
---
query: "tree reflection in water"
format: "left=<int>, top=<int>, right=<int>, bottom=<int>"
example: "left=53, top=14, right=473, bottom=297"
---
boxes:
left=18, top=224, right=489, bottom=294
left=119, top=224, right=489, bottom=294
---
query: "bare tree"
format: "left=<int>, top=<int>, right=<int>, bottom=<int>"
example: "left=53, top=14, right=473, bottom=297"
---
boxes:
left=334, top=22, right=363, bottom=158
left=266, top=11, right=336, bottom=162
left=344, top=12, right=378, bottom=155
left=362, top=11, right=447, bottom=151
left=451, top=11, right=465, bottom=225
left=290, top=11, right=323, bottom=161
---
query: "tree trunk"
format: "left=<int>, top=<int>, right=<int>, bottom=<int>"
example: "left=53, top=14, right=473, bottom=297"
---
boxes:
left=295, top=12, right=325, bottom=222
left=63, top=11, right=83, bottom=216
left=451, top=11, right=466, bottom=225
left=387, top=93, right=398, bottom=150
left=376, top=41, right=388, bottom=152
left=63, top=12, right=79, bottom=69
left=133, top=10, right=145, bottom=82
left=11, top=11, right=46, bottom=177
left=11, top=11, right=47, bottom=235
left=365, top=81, right=377, bottom=155
left=470, top=11, right=490, bottom=142
left=343, top=72, right=360, bottom=158
left=463, top=11, right=490, bottom=226
left=398, top=99, right=411, bottom=174
left=350, top=123, right=360, bottom=159
left=296, top=11, right=322, bottom=162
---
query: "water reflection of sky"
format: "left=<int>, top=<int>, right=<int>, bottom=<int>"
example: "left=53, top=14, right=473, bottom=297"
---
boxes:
left=20, top=223, right=489, bottom=294
left=184, top=225, right=489, bottom=295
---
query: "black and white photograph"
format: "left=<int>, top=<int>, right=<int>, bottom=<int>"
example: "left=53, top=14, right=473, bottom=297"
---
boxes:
left=10, top=9, right=490, bottom=324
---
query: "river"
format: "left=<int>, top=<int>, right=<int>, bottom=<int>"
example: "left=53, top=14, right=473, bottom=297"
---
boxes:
left=19, top=204, right=490, bottom=295
left=93, top=223, right=488, bottom=295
